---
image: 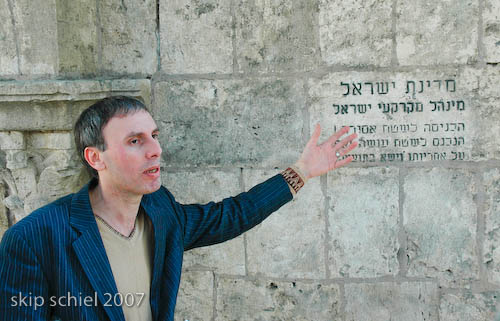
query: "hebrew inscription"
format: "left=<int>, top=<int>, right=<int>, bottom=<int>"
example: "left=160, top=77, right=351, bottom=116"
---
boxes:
left=309, top=74, right=473, bottom=163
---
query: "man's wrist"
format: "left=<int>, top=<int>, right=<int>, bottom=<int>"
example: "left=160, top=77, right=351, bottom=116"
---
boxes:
left=281, top=166, right=307, bottom=195
left=293, top=161, right=310, bottom=181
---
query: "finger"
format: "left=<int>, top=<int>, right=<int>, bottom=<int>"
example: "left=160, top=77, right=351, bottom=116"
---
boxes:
left=334, top=133, right=358, bottom=151
left=337, top=140, right=358, bottom=157
left=325, top=126, right=350, bottom=145
left=307, top=123, right=321, bottom=148
left=335, top=155, right=354, bottom=168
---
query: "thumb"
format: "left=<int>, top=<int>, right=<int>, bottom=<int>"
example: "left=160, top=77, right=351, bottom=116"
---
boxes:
left=306, top=123, right=321, bottom=148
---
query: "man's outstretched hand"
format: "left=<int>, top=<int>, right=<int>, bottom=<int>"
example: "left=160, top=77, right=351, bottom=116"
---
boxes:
left=294, top=124, right=358, bottom=180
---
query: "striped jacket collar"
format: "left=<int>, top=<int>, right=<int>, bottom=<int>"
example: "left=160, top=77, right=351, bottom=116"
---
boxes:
left=69, top=179, right=167, bottom=321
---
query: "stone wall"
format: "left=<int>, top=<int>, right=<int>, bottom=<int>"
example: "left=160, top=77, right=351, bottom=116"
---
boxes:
left=0, top=0, right=499, bottom=320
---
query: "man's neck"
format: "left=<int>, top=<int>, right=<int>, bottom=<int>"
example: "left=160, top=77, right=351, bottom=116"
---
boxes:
left=89, top=180, right=142, bottom=236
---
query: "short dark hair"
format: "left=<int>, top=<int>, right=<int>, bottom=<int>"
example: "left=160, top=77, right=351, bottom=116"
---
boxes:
left=74, top=96, right=149, bottom=179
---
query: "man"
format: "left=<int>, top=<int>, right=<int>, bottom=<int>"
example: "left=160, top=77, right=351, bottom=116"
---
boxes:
left=0, top=96, right=357, bottom=320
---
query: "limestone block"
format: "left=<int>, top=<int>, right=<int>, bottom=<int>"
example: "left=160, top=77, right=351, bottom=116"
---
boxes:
left=327, top=167, right=399, bottom=278
left=440, top=291, right=500, bottom=321
left=164, top=169, right=245, bottom=275
left=5, top=150, right=27, bottom=169
left=10, top=0, right=58, bottom=75
left=0, top=0, right=18, bottom=76
left=479, top=66, right=500, bottom=98
left=470, top=98, right=500, bottom=161
left=396, top=0, right=478, bottom=65
left=244, top=169, right=326, bottom=278
left=404, top=168, right=478, bottom=287
left=216, top=278, right=342, bottom=320
left=160, top=0, right=232, bottom=74
left=234, top=0, right=320, bottom=73
left=99, top=0, right=156, bottom=75
left=483, top=168, right=500, bottom=285
left=164, top=169, right=241, bottom=204
left=183, top=237, right=244, bottom=275
left=174, top=270, right=213, bottom=321
left=28, top=132, right=73, bottom=150
left=153, top=78, right=304, bottom=167
left=0, top=79, right=151, bottom=131
left=344, top=282, right=438, bottom=321
left=0, top=102, right=77, bottom=131
left=484, top=0, right=500, bottom=63
left=0, top=79, right=151, bottom=103
left=0, top=131, right=24, bottom=149
left=319, top=0, right=392, bottom=67
left=308, top=68, right=496, bottom=162
left=55, top=0, right=98, bottom=75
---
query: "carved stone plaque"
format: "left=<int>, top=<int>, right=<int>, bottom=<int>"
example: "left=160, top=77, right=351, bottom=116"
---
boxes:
left=308, top=70, right=488, bottom=163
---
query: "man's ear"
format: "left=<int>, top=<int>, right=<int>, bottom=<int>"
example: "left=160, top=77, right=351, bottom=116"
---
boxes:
left=84, top=146, right=106, bottom=172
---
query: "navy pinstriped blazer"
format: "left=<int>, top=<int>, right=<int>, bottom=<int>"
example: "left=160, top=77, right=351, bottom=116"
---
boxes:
left=0, top=174, right=292, bottom=321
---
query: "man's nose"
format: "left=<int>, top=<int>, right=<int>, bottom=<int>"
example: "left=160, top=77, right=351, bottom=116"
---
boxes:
left=146, top=138, right=162, bottom=159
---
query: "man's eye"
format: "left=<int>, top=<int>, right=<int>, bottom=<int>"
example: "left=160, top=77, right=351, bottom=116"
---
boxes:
left=130, top=139, right=139, bottom=144
left=152, top=134, right=159, bottom=139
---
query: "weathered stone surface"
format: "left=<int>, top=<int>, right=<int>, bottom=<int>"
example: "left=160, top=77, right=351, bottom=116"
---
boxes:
left=0, top=79, right=151, bottom=103
left=471, top=97, right=500, bottom=161
left=439, top=291, right=500, bottom=321
left=0, top=79, right=151, bottom=131
left=2, top=147, right=86, bottom=220
left=0, top=131, right=24, bottom=149
left=28, top=132, right=73, bottom=150
left=153, top=78, right=304, bottom=167
left=396, top=0, right=478, bottom=65
left=466, top=67, right=500, bottom=160
left=484, top=168, right=500, bottom=285
left=10, top=166, right=36, bottom=199
left=0, top=0, right=18, bottom=76
left=319, top=0, right=392, bottom=67
left=234, top=0, right=320, bottom=73
left=479, top=66, right=500, bottom=98
left=0, top=101, right=87, bottom=131
left=160, top=0, right=232, bottom=74
left=56, top=0, right=98, bottom=75
left=99, top=0, right=156, bottom=75
left=174, top=270, right=213, bottom=321
left=37, top=166, right=84, bottom=202
left=440, top=291, right=500, bottom=321
left=11, top=0, right=58, bottom=75
left=404, top=168, right=478, bottom=287
left=3, top=194, right=24, bottom=223
left=216, top=278, right=342, bottom=320
left=5, top=150, right=27, bottom=169
left=41, top=150, right=79, bottom=171
left=164, top=169, right=245, bottom=275
left=22, top=194, right=49, bottom=219
left=308, top=69, right=496, bottom=162
left=0, top=183, right=8, bottom=238
left=245, top=169, right=326, bottom=279
left=327, top=167, right=399, bottom=278
left=344, top=282, right=439, bottom=321
left=484, top=0, right=500, bottom=63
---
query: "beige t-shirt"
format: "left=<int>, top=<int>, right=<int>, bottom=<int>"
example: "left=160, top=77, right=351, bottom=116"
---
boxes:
left=95, top=208, right=153, bottom=321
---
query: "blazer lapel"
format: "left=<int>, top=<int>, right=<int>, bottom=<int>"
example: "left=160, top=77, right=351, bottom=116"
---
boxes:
left=70, top=180, right=125, bottom=321
left=141, top=194, right=166, bottom=321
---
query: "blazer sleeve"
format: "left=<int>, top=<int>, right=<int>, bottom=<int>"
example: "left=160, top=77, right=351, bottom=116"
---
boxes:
left=172, top=173, right=293, bottom=251
left=0, top=229, right=50, bottom=321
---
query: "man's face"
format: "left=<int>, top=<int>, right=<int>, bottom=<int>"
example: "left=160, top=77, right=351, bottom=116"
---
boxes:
left=98, top=110, right=162, bottom=196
